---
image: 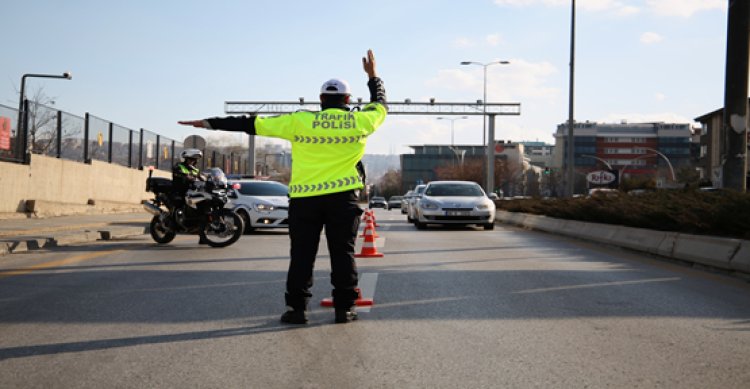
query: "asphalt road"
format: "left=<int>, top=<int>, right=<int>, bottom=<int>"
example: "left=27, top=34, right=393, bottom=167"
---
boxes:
left=1, top=209, right=749, bottom=388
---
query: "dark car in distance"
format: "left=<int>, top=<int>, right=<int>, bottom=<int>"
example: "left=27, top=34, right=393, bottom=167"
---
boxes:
left=387, top=196, right=403, bottom=210
left=369, top=196, right=388, bottom=209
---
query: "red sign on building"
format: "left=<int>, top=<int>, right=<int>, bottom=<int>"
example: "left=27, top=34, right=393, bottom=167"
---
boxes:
left=0, top=116, right=11, bottom=151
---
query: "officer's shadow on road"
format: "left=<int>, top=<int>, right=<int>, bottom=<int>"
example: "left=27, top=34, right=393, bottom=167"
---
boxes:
left=0, top=264, right=327, bottom=361
left=0, top=322, right=298, bottom=361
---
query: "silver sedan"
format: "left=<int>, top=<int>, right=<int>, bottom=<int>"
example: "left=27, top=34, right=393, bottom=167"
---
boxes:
left=413, top=181, right=495, bottom=230
left=228, top=180, right=289, bottom=233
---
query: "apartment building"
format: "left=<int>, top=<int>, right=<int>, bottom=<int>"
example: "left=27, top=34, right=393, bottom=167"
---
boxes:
left=551, top=121, right=693, bottom=189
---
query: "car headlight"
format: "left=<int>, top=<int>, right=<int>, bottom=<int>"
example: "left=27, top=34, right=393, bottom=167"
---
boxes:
left=253, top=203, right=275, bottom=212
left=476, top=203, right=490, bottom=210
left=420, top=200, right=439, bottom=210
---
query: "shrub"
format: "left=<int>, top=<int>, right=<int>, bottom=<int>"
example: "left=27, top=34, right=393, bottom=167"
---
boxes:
left=496, top=189, right=750, bottom=240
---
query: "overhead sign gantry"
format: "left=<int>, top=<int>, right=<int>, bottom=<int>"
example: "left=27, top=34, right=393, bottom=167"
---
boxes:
left=225, top=100, right=521, bottom=192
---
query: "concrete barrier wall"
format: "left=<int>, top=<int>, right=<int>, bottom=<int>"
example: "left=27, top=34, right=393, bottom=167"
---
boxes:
left=495, top=210, right=748, bottom=275
left=0, top=155, right=170, bottom=217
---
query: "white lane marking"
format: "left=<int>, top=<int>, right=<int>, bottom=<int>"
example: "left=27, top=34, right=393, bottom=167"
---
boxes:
left=357, top=272, right=379, bottom=313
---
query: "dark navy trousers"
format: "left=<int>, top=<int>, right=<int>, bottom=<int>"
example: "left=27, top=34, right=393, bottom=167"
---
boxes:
left=286, top=190, right=363, bottom=311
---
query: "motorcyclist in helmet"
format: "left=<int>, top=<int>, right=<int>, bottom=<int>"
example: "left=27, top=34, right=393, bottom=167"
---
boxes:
left=172, top=149, right=209, bottom=244
left=172, top=149, right=205, bottom=205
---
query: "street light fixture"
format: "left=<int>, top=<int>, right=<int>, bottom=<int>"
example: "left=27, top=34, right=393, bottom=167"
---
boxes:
left=460, top=60, right=510, bottom=192
left=437, top=116, right=468, bottom=146
left=16, top=72, right=72, bottom=161
left=460, top=61, right=510, bottom=147
left=580, top=154, right=613, bottom=170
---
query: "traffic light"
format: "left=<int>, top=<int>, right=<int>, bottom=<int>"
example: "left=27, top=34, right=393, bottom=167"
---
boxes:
left=543, top=167, right=551, bottom=175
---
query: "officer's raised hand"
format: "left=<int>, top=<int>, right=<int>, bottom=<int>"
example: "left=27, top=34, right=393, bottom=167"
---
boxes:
left=362, top=49, right=377, bottom=78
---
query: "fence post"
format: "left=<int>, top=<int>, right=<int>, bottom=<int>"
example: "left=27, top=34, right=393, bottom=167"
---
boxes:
left=107, top=122, right=113, bottom=163
left=56, top=110, right=62, bottom=159
left=138, top=128, right=144, bottom=169
left=128, top=130, right=133, bottom=168
left=170, top=140, right=175, bottom=170
left=21, top=100, right=30, bottom=164
left=155, top=134, right=160, bottom=170
left=83, top=113, right=90, bottom=164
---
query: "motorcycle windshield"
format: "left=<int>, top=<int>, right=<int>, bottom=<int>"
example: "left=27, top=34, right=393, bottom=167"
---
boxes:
left=205, top=168, right=228, bottom=189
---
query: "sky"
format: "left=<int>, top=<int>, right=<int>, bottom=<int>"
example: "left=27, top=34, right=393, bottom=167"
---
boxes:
left=1, top=0, right=730, bottom=155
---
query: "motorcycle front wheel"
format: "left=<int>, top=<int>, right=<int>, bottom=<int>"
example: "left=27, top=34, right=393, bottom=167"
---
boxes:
left=199, top=209, right=244, bottom=248
left=150, top=215, right=177, bottom=244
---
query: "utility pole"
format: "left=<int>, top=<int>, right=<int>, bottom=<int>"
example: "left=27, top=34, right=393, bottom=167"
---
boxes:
left=723, top=0, right=749, bottom=191
left=565, top=0, right=576, bottom=197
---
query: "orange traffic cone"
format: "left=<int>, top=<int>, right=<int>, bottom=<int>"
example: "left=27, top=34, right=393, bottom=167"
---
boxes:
left=359, top=215, right=379, bottom=238
left=368, top=209, right=380, bottom=227
left=355, top=222, right=384, bottom=258
left=321, top=288, right=374, bottom=307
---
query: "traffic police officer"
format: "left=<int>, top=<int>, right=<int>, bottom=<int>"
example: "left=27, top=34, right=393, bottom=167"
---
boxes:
left=179, top=50, right=387, bottom=324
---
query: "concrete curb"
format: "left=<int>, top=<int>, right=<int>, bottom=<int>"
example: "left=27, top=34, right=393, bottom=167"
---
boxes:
left=0, top=226, right=148, bottom=256
left=495, top=211, right=748, bottom=275
left=731, top=241, right=750, bottom=273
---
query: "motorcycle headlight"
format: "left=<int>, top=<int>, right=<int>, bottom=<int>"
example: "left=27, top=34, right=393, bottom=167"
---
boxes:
left=420, top=200, right=439, bottom=210
left=254, top=203, right=275, bottom=212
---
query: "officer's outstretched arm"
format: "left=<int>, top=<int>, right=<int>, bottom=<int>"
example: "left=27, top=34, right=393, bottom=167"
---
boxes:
left=178, top=116, right=257, bottom=135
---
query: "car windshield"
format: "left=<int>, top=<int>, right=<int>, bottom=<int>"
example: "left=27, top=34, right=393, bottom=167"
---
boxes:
left=236, top=181, right=289, bottom=196
left=425, top=183, right=484, bottom=197
left=389, top=196, right=402, bottom=201
left=372, top=197, right=385, bottom=201
left=415, top=185, right=426, bottom=195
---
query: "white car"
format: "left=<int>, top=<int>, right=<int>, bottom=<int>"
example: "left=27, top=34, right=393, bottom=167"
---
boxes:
left=413, top=181, right=496, bottom=230
left=228, top=180, right=289, bottom=233
left=400, top=191, right=413, bottom=214
left=406, top=184, right=427, bottom=222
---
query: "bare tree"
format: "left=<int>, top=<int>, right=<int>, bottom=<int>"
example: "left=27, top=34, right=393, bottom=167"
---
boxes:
left=376, top=169, right=402, bottom=198
left=434, top=158, right=484, bottom=184
left=25, top=88, right=58, bottom=154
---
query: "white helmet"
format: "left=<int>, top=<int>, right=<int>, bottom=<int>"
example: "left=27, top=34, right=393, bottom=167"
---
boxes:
left=180, top=148, right=202, bottom=162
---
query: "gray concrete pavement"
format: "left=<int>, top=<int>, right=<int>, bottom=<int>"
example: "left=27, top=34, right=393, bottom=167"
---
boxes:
left=0, top=211, right=151, bottom=256
left=1, top=209, right=749, bottom=388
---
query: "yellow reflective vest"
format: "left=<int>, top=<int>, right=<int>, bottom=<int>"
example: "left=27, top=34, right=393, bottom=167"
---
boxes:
left=255, top=103, right=387, bottom=198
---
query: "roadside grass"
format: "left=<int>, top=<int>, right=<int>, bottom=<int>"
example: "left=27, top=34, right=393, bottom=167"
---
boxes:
left=495, top=190, right=750, bottom=240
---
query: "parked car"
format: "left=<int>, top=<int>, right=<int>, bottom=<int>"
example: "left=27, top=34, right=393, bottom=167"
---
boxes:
left=406, top=184, right=427, bottom=222
left=369, top=196, right=388, bottom=209
left=401, top=191, right=413, bottom=214
left=412, top=180, right=495, bottom=230
left=228, top=179, right=289, bottom=233
left=387, top=196, right=403, bottom=210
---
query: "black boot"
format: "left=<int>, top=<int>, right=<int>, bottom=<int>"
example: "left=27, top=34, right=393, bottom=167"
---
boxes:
left=335, top=307, right=358, bottom=324
left=280, top=310, right=308, bottom=324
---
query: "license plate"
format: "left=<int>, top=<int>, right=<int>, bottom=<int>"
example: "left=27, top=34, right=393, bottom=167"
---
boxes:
left=446, top=211, right=469, bottom=216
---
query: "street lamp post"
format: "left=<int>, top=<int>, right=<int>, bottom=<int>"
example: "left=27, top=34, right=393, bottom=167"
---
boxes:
left=643, top=147, right=676, bottom=181
left=460, top=60, right=510, bottom=192
left=619, top=149, right=676, bottom=188
left=16, top=72, right=72, bottom=162
left=437, top=116, right=468, bottom=147
left=580, top=154, right=613, bottom=170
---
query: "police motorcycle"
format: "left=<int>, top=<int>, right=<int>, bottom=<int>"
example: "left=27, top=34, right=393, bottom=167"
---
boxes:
left=143, top=167, right=244, bottom=247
